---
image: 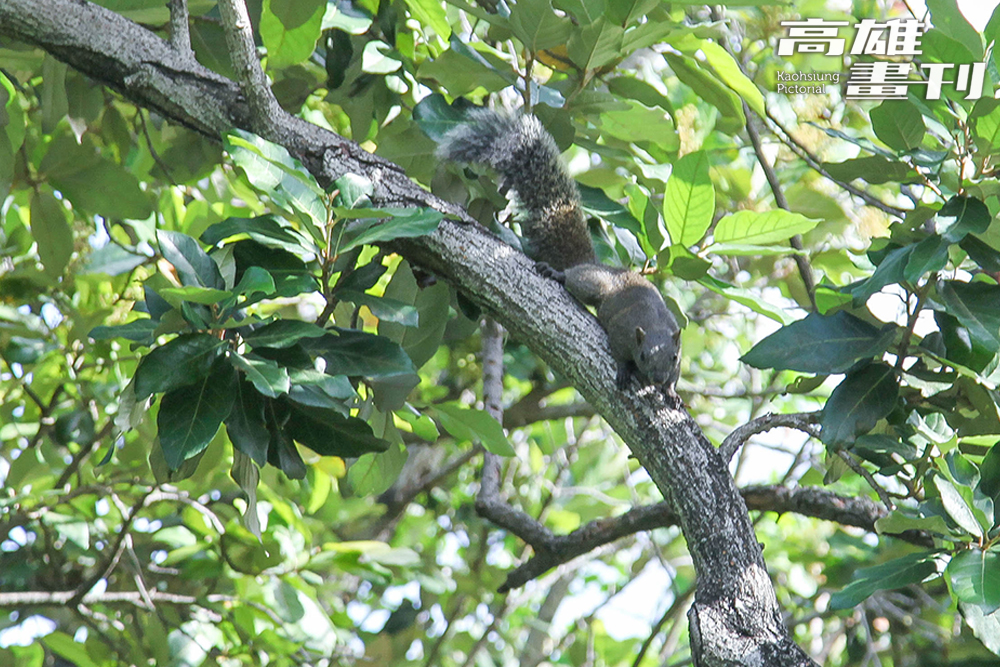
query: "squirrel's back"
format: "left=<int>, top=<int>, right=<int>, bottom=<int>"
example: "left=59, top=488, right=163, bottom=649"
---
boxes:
left=437, top=109, right=595, bottom=270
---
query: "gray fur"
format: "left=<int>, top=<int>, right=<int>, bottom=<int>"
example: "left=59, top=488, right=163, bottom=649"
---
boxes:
left=440, top=107, right=680, bottom=389
left=546, top=263, right=681, bottom=389
left=437, top=109, right=595, bottom=270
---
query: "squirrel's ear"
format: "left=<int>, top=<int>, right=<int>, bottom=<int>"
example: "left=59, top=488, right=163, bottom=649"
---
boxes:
left=635, top=327, right=646, bottom=345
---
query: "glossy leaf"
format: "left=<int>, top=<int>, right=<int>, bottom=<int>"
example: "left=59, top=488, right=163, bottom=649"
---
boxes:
left=157, top=359, right=237, bottom=470
left=741, top=311, right=894, bottom=374
left=225, top=379, right=270, bottom=466
left=938, top=280, right=1000, bottom=351
left=829, top=551, right=946, bottom=609
left=820, top=362, right=899, bottom=447
left=949, top=550, right=1000, bottom=612
left=229, top=352, right=290, bottom=398
left=158, top=230, right=225, bottom=290
left=304, top=329, right=418, bottom=380
left=337, top=208, right=444, bottom=253
left=200, top=215, right=312, bottom=255
left=934, top=475, right=984, bottom=538
left=245, top=319, right=330, bottom=349
left=134, top=334, right=226, bottom=400
left=285, top=403, right=390, bottom=458
left=508, top=0, right=572, bottom=52
left=937, top=195, right=991, bottom=243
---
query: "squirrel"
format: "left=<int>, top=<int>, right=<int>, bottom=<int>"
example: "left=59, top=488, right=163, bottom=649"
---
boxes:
left=438, top=107, right=681, bottom=389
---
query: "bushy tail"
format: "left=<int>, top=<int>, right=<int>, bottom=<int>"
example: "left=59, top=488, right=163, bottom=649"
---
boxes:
left=437, top=108, right=580, bottom=218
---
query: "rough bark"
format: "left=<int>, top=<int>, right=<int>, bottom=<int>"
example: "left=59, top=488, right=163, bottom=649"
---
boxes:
left=0, top=1, right=818, bottom=663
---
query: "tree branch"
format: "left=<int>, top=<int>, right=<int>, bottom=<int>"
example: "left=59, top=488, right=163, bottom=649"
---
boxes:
left=719, top=411, right=822, bottom=462
left=0, top=2, right=818, bottom=662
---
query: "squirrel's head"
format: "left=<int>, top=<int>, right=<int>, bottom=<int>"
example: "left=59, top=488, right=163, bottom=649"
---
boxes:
left=635, top=326, right=681, bottom=386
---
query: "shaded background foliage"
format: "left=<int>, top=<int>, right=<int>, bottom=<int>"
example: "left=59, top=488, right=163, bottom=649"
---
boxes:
left=3, top=0, right=1000, bottom=665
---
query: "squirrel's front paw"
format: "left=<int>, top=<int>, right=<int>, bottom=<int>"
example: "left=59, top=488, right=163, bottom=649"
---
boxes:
left=535, top=261, right=566, bottom=283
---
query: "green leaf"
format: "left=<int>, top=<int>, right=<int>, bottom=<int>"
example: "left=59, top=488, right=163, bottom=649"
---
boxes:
left=229, top=352, right=290, bottom=398
left=829, top=551, right=945, bottom=609
left=230, top=449, right=262, bottom=537
left=699, top=275, right=794, bottom=324
left=961, top=235, right=1000, bottom=273
left=82, top=243, right=149, bottom=276
left=225, top=379, right=270, bottom=466
left=231, top=240, right=318, bottom=298
left=134, top=333, right=226, bottom=400
left=224, top=131, right=326, bottom=243
left=567, top=17, right=624, bottom=71
left=265, top=400, right=307, bottom=479
left=304, top=329, right=418, bottom=380
left=978, top=440, right=1000, bottom=509
left=698, top=40, right=765, bottom=118
left=927, top=0, right=983, bottom=60
left=508, top=0, right=573, bottom=52
left=960, top=601, right=1000, bottom=655
left=337, top=208, right=444, bottom=253
left=904, top=235, right=949, bottom=282
left=949, top=550, right=1000, bottom=612
left=201, top=215, right=313, bottom=255
left=338, top=290, right=419, bottom=326
left=712, top=210, right=819, bottom=247
left=89, top=319, right=157, bottom=343
left=285, top=403, right=390, bottom=458
left=849, top=244, right=913, bottom=305
left=158, top=285, right=232, bottom=305
left=874, top=511, right=952, bottom=536
left=937, top=195, right=991, bottom=243
left=361, top=40, right=402, bottom=74
left=607, top=76, right=673, bottom=114
left=39, top=134, right=152, bottom=219
left=30, top=189, right=72, bottom=279
left=938, top=280, right=1000, bottom=352
left=157, top=359, right=237, bottom=470
left=377, top=263, right=450, bottom=369
left=663, top=151, right=714, bottom=247
left=741, top=311, right=894, bottom=374
left=158, top=229, right=225, bottom=289
left=870, top=99, right=926, bottom=151
left=934, top=474, right=984, bottom=538
left=287, top=368, right=356, bottom=409
left=245, top=319, right=329, bottom=349
left=416, top=47, right=509, bottom=97
left=821, top=156, right=916, bottom=185
left=413, top=93, right=473, bottom=143
left=403, top=0, right=451, bottom=40
left=598, top=101, right=678, bottom=150
left=820, top=362, right=899, bottom=447
left=347, top=442, right=407, bottom=496
left=664, top=53, right=744, bottom=126
left=260, top=0, right=325, bottom=69
left=435, top=402, right=514, bottom=456
left=41, top=632, right=100, bottom=667
left=973, top=100, right=1000, bottom=153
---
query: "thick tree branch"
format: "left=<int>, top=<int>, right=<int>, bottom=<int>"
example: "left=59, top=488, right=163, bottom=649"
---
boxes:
left=499, top=484, right=933, bottom=591
left=0, top=2, right=816, bottom=662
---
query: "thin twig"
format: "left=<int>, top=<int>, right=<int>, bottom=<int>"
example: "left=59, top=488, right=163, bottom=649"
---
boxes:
left=720, top=411, right=822, bottom=462
left=837, top=450, right=895, bottom=511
